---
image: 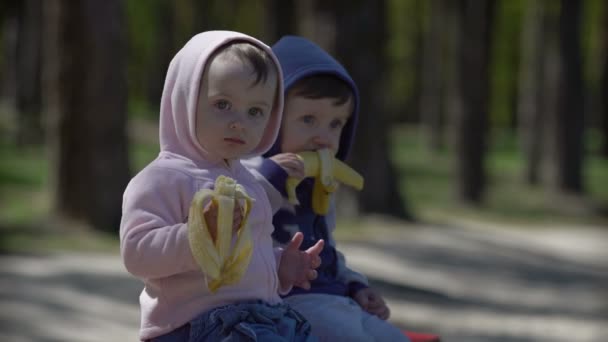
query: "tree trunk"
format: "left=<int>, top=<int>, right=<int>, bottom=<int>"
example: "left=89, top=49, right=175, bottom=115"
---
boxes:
left=443, top=1, right=463, bottom=154
left=0, top=4, right=18, bottom=127
left=43, top=0, right=130, bottom=232
left=333, top=0, right=413, bottom=219
left=420, top=0, right=445, bottom=152
left=518, top=0, right=545, bottom=185
left=455, top=0, right=496, bottom=204
left=601, top=2, right=608, bottom=158
left=263, top=0, right=296, bottom=43
left=145, top=0, right=176, bottom=109
left=540, top=2, right=561, bottom=187
left=295, top=0, right=337, bottom=52
left=554, top=0, right=585, bottom=193
left=15, top=0, right=43, bottom=146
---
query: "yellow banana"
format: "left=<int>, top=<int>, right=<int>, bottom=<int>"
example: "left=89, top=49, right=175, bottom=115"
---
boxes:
left=188, top=175, right=254, bottom=292
left=286, top=149, right=364, bottom=215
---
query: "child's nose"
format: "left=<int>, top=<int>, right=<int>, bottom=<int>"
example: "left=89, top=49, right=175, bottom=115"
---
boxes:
left=229, top=119, right=244, bottom=130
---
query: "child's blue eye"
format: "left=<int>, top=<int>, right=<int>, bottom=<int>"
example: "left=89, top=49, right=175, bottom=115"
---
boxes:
left=248, top=107, right=264, bottom=118
left=301, top=115, right=315, bottom=124
left=330, top=119, right=344, bottom=130
left=215, top=100, right=230, bottom=110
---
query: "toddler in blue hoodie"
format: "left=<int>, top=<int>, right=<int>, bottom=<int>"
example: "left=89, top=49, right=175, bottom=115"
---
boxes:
left=246, top=36, right=410, bottom=342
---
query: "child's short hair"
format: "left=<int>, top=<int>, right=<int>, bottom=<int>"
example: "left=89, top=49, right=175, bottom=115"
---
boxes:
left=289, top=75, right=353, bottom=106
left=216, top=42, right=276, bottom=86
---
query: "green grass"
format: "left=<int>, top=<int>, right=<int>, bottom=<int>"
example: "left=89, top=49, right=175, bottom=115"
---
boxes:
left=0, top=223, right=119, bottom=255
left=391, top=124, right=608, bottom=226
left=0, top=143, right=48, bottom=226
left=1, top=120, right=607, bottom=254
left=0, top=118, right=162, bottom=254
left=130, top=141, right=160, bottom=171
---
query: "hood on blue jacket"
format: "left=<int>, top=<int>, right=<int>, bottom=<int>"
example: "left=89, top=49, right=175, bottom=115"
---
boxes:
left=264, top=36, right=359, bottom=161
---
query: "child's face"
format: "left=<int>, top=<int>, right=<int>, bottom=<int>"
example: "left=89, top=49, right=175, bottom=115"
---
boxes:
left=196, top=54, right=277, bottom=160
left=280, top=95, right=352, bottom=155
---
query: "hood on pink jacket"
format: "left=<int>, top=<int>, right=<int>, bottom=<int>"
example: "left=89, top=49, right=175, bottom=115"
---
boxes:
left=159, top=31, right=284, bottom=163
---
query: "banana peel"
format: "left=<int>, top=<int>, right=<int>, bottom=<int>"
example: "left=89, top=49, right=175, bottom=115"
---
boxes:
left=188, top=175, right=254, bottom=292
left=286, top=149, right=364, bottom=215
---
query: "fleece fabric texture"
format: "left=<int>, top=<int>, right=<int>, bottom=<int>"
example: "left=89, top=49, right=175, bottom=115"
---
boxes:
left=248, top=35, right=368, bottom=299
left=120, top=30, right=286, bottom=340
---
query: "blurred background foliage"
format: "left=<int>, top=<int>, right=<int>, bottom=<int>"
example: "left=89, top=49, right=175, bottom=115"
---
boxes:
left=0, top=0, right=606, bottom=254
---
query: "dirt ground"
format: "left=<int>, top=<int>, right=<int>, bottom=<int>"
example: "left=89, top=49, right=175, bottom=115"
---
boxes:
left=1, top=220, right=606, bottom=342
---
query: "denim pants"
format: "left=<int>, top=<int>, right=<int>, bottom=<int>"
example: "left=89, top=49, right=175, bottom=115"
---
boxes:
left=284, top=294, right=410, bottom=342
left=151, top=300, right=317, bottom=342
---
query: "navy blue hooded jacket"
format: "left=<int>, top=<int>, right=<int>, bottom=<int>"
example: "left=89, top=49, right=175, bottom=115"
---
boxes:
left=248, top=36, right=367, bottom=298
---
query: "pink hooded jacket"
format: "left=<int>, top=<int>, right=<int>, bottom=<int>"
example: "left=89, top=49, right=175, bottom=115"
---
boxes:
left=119, top=31, right=285, bottom=340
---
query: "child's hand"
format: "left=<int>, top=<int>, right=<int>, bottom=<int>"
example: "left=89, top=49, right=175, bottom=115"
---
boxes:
left=270, top=153, right=305, bottom=179
left=203, top=200, right=243, bottom=243
left=353, top=287, right=390, bottom=320
left=278, top=232, right=324, bottom=290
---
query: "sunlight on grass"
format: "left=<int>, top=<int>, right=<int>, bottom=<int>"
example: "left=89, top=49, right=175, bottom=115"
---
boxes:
left=1, top=120, right=606, bottom=254
left=391, top=124, right=608, bottom=226
left=130, top=141, right=159, bottom=172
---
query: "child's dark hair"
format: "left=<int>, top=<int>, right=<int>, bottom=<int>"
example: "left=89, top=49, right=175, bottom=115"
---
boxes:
left=289, top=75, right=353, bottom=106
left=217, top=42, right=276, bottom=85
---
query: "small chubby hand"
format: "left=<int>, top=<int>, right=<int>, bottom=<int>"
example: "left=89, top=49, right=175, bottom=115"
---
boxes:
left=353, top=287, right=390, bottom=320
left=203, top=200, right=243, bottom=243
left=278, top=232, right=324, bottom=290
left=271, top=153, right=306, bottom=180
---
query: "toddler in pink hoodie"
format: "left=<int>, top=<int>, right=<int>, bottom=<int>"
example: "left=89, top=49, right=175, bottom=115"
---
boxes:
left=120, top=31, right=323, bottom=342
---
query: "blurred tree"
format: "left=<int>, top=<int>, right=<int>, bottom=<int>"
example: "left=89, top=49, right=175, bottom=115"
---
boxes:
left=43, top=0, right=130, bottom=232
left=263, top=0, right=296, bottom=43
left=385, top=0, right=424, bottom=124
left=490, top=0, right=522, bottom=131
left=145, top=0, right=177, bottom=109
left=539, top=1, right=561, bottom=186
left=554, top=0, right=585, bottom=193
left=15, top=0, right=43, bottom=146
left=517, top=0, right=545, bottom=185
left=334, top=0, right=413, bottom=219
left=443, top=1, right=463, bottom=151
left=455, top=0, right=496, bottom=204
left=0, top=1, right=18, bottom=128
left=295, top=0, right=337, bottom=52
left=419, top=0, right=445, bottom=152
left=601, top=2, right=608, bottom=158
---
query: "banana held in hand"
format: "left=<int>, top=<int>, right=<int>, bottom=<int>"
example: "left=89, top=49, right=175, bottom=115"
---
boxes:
left=188, top=175, right=254, bottom=293
left=286, top=149, right=364, bottom=215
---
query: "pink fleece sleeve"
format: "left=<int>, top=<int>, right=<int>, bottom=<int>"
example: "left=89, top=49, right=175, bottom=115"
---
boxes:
left=120, top=167, right=200, bottom=279
left=273, top=246, right=293, bottom=295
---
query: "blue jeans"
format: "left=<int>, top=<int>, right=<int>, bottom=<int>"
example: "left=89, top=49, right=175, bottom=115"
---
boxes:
left=151, top=300, right=316, bottom=342
left=284, top=294, right=410, bottom=342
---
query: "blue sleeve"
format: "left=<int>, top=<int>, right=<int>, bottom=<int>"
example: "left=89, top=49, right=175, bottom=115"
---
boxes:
left=348, top=281, right=369, bottom=298
left=257, top=158, right=289, bottom=197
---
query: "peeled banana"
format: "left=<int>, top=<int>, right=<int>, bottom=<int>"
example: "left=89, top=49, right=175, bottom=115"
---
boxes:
left=188, top=175, right=254, bottom=292
left=286, top=149, right=364, bottom=215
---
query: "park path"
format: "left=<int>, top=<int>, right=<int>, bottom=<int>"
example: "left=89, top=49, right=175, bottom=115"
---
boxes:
left=1, top=220, right=606, bottom=342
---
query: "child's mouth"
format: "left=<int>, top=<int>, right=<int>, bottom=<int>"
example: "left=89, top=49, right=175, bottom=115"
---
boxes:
left=224, top=137, right=245, bottom=145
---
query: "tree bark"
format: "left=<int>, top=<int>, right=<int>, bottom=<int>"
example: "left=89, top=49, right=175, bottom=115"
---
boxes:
left=43, top=0, right=130, bottom=232
left=15, top=0, right=43, bottom=146
left=443, top=1, right=463, bottom=153
left=539, top=2, right=561, bottom=187
left=518, top=0, right=545, bottom=185
left=333, top=0, right=413, bottom=219
left=601, top=2, right=608, bottom=158
left=420, top=0, right=445, bottom=152
left=145, top=0, right=176, bottom=109
left=0, top=3, right=19, bottom=124
left=554, top=0, right=585, bottom=193
left=455, top=0, right=496, bottom=204
left=263, top=0, right=296, bottom=43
